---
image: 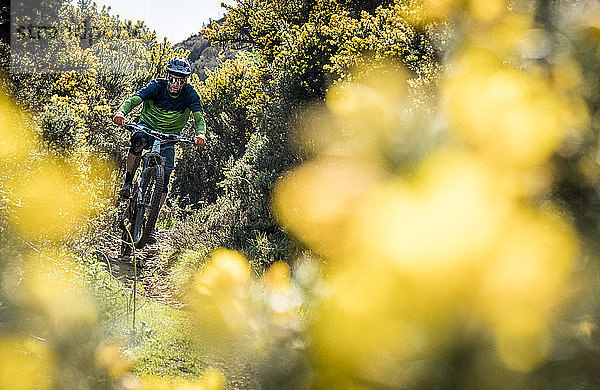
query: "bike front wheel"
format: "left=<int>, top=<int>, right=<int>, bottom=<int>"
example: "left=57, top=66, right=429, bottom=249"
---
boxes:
left=132, top=165, right=164, bottom=248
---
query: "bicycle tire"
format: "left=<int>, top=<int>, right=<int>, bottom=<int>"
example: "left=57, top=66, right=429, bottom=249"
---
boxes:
left=132, top=164, right=164, bottom=249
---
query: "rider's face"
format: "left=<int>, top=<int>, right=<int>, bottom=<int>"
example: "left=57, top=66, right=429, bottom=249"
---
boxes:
left=168, top=74, right=187, bottom=94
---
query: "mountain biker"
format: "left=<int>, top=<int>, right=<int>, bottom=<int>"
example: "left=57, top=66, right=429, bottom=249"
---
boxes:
left=113, top=56, right=206, bottom=244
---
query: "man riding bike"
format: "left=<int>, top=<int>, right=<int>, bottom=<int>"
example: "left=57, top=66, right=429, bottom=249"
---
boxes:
left=113, top=56, right=206, bottom=244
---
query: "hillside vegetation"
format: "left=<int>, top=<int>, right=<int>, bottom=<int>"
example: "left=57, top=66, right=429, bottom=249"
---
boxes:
left=2, top=0, right=600, bottom=389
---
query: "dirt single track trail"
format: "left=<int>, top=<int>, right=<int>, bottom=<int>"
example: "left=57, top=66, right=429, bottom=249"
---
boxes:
left=99, top=230, right=261, bottom=389
left=103, top=229, right=186, bottom=308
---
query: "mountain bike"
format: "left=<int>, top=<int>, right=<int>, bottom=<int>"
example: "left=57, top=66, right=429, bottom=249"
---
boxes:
left=118, top=123, right=194, bottom=257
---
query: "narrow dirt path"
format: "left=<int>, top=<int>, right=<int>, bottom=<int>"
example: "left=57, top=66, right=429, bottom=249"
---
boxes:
left=103, top=229, right=186, bottom=308
left=100, top=229, right=261, bottom=389
left=96, top=226, right=264, bottom=389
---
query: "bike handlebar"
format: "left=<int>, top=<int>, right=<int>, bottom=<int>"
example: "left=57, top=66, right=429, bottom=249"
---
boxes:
left=123, top=122, right=196, bottom=145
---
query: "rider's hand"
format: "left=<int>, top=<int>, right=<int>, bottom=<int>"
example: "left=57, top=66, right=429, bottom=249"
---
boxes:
left=113, top=112, right=126, bottom=126
left=194, top=134, right=205, bottom=147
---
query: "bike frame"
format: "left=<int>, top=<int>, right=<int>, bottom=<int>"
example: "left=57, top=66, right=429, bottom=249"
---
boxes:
left=127, top=123, right=194, bottom=200
left=119, top=123, right=194, bottom=255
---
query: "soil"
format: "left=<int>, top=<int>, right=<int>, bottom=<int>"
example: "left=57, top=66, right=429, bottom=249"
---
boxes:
left=101, top=229, right=186, bottom=308
left=99, top=228, right=262, bottom=389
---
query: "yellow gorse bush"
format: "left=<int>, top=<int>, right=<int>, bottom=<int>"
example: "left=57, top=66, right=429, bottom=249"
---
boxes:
left=1, top=2, right=218, bottom=389
left=2, top=0, right=597, bottom=389
left=0, top=89, right=113, bottom=240
left=270, top=3, right=587, bottom=388
left=0, top=334, right=54, bottom=390
left=138, top=368, right=225, bottom=390
left=190, top=249, right=304, bottom=351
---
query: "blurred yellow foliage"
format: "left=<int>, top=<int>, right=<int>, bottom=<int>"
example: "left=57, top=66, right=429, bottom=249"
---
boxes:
left=14, top=251, right=98, bottom=332
left=263, top=261, right=291, bottom=292
left=273, top=19, right=583, bottom=382
left=195, top=249, right=250, bottom=296
left=0, top=335, right=54, bottom=390
left=443, top=47, right=588, bottom=169
left=96, top=344, right=134, bottom=379
left=193, top=249, right=251, bottom=337
left=7, top=162, right=90, bottom=237
left=200, top=368, right=227, bottom=390
left=273, top=158, right=381, bottom=258
left=415, top=0, right=509, bottom=22
left=138, top=368, right=225, bottom=390
left=189, top=249, right=305, bottom=359
left=468, top=0, right=506, bottom=21
left=0, top=90, right=113, bottom=241
left=0, top=93, right=33, bottom=160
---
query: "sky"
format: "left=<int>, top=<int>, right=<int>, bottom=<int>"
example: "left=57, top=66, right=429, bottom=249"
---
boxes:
left=89, top=0, right=231, bottom=43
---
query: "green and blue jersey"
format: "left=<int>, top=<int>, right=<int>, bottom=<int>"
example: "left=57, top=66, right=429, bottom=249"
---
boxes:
left=118, top=78, right=206, bottom=136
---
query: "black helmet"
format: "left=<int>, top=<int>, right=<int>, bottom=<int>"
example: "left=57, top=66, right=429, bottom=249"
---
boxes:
left=166, top=57, right=191, bottom=76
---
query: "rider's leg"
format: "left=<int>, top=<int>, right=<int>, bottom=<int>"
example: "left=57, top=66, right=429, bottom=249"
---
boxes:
left=120, top=132, right=150, bottom=197
left=126, top=131, right=149, bottom=180
left=124, top=153, right=141, bottom=182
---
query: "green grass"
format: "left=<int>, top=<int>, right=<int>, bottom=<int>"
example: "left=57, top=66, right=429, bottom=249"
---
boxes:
left=168, top=248, right=210, bottom=294
left=85, top=254, right=208, bottom=379
left=129, top=303, right=206, bottom=378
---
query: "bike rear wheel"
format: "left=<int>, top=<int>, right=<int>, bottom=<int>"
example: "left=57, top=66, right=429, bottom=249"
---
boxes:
left=132, top=165, right=164, bottom=249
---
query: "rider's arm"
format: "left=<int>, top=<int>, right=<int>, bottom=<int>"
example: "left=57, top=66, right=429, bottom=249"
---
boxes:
left=117, top=80, right=160, bottom=116
left=188, top=87, right=206, bottom=136
left=117, top=95, right=143, bottom=116
left=192, top=111, right=206, bottom=136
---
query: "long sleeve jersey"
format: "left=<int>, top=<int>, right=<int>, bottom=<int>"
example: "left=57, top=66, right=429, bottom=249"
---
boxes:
left=118, top=78, right=206, bottom=136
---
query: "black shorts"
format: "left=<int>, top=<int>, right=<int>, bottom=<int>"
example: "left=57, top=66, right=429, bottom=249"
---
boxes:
left=129, top=125, right=175, bottom=194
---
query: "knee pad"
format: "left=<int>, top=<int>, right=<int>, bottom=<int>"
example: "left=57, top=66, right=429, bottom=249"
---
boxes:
left=133, top=140, right=146, bottom=154
left=129, top=131, right=149, bottom=155
left=128, top=142, right=145, bottom=156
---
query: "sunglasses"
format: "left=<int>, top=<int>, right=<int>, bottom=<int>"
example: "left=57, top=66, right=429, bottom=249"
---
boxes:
left=168, top=75, right=187, bottom=85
